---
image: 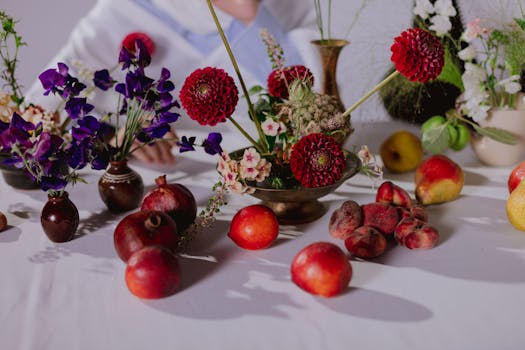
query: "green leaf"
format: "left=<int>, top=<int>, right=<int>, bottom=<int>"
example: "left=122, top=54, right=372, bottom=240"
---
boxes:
left=472, top=125, right=517, bottom=145
left=248, top=85, right=264, bottom=95
left=514, top=18, right=525, bottom=30
left=437, top=49, right=464, bottom=91
left=422, top=124, right=450, bottom=154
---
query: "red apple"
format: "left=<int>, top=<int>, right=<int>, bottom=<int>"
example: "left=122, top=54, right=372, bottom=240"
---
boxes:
left=125, top=246, right=180, bottom=299
left=140, top=175, right=197, bottom=232
left=114, top=210, right=179, bottom=262
left=228, top=205, right=279, bottom=250
left=508, top=160, right=525, bottom=193
left=291, top=242, right=352, bottom=297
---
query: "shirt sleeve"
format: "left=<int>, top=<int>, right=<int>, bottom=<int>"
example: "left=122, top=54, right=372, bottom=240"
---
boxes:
left=227, top=5, right=305, bottom=84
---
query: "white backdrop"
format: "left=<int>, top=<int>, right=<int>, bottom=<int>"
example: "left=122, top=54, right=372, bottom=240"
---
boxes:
left=2, top=0, right=523, bottom=122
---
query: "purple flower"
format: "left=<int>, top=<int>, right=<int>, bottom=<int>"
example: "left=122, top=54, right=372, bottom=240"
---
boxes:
left=33, top=132, right=64, bottom=162
left=202, top=132, right=223, bottom=155
left=118, top=38, right=151, bottom=69
left=65, top=97, right=94, bottom=120
left=39, top=63, right=86, bottom=98
left=93, top=69, right=116, bottom=91
left=0, top=113, right=35, bottom=151
left=177, top=136, right=196, bottom=153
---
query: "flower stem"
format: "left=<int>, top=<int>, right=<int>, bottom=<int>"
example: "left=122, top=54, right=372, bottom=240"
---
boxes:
left=342, top=70, right=399, bottom=118
left=228, top=116, right=263, bottom=152
left=205, top=0, right=268, bottom=153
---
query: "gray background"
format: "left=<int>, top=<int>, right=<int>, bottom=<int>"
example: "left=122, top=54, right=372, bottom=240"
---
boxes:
left=2, top=0, right=522, bottom=121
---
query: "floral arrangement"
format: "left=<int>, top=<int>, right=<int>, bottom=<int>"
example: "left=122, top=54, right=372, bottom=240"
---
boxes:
left=176, top=0, right=448, bottom=197
left=418, top=0, right=524, bottom=154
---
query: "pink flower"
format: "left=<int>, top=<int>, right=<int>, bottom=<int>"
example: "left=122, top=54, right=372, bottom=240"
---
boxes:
left=241, top=147, right=261, bottom=168
left=463, top=18, right=487, bottom=42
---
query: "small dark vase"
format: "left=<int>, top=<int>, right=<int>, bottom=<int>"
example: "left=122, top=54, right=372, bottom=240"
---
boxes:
left=0, top=152, right=39, bottom=190
left=98, top=160, right=144, bottom=213
left=40, top=191, right=79, bottom=243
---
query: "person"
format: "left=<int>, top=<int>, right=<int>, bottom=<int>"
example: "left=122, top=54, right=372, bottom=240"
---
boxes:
left=26, top=0, right=320, bottom=164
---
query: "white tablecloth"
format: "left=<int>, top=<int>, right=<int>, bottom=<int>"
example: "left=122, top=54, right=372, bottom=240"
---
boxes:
left=1, top=121, right=524, bottom=350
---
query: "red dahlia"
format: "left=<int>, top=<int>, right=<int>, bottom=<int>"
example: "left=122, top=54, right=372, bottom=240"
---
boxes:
left=289, top=133, right=346, bottom=188
left=179, top=67, right=239, bottom=126
left=267, top=65, right=314, bottom=99
left=122, top=32, right=155, bottom=56
left=390, top=28, right=444, bottom=83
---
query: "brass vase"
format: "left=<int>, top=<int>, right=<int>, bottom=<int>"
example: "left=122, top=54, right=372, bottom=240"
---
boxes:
left=98, top=160, right=144, bottom=213
left=311, top=39, right=349, bottom=111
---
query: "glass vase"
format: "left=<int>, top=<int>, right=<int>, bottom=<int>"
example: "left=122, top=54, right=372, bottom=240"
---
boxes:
left=98, top=160, right=144, bottom=213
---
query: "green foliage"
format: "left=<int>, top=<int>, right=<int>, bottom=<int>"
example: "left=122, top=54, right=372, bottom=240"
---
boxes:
left=0, top=11, right=26, bottom=108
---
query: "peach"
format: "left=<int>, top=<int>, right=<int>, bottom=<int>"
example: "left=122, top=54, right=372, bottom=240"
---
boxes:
left=291, top=242, right=352, bottom=297
left=362, top=202, right=399, bottom=236
left=228, top=205, right=279, bottom=250
left=125, top=246, right=181, bottom=299
left=415, top=154, right=464, bottom=205
left=396, top=203, right=428, bottom=222
left=329, top=200, right=363, bottom=240
left=376, top=181, right=413, bottom=207
left=394, top=217, right=439, bottom=249
left=508, top=160, right=525, bottom=193
left=344, top=226, right=387, bottom=259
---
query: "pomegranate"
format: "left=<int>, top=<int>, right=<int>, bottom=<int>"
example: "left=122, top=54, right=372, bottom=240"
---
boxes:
left=140, top=175, right=197, bottom=232
left=125, top=246, right=181, bottom=299
left=114, top=210, right=178, bottom=262
left=0, top=211, right=7, bottom=232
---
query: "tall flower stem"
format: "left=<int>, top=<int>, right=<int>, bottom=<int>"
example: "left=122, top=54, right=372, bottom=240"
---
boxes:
left=341, top=70, right=399, bottom=118
left=206, top=0, right=268, bottom=153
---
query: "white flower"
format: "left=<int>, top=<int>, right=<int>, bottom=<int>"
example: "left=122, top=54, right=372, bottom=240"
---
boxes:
left=498, top=75, right=522, bottom=94
left=239, top=164, right=259, bottom=180
left=433, top=0, right=456, bottom=17
left=413, top=0, right=434, bottom=19
left=463, top=18, right=485, bottom=42
left=241, top=147, right=261, bottom=168
left=458, top=45, right=477, bottom=61
left=261, top=118, right=280, bottom=137
left=255, top=158, right=272, bottom=182
left=429, top=14, right=452, bottom=36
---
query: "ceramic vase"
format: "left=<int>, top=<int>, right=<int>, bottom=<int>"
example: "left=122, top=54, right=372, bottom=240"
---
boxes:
left=470, top=108, right=525, bottom=167
left=0, top=152, right=39, bottom=189
left=98, top=160, right=144, bottom=213
left=40, top=191, right=79, bottom=242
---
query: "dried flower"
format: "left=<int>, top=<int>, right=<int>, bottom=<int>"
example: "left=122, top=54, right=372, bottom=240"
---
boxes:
left=289, top=133, right=346, bottom=188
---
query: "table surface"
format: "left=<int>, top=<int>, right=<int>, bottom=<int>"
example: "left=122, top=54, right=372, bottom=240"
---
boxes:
left=1, top=121, right=524, bottom=350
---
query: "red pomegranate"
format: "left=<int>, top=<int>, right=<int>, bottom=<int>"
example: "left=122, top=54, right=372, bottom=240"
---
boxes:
left=113, top=210, right=178, bottom=262
left=141, top=175, right=197, bottom=232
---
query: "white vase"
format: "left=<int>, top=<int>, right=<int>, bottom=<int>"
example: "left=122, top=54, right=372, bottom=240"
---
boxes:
left=470, top=108, right=525, bottom=167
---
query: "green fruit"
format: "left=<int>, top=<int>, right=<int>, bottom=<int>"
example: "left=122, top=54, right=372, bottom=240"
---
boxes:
left=447, top=124, right=459, bottom=147
left=450, top=123, right=470, bottom=151
left=421, top=115, right=446, bottom=134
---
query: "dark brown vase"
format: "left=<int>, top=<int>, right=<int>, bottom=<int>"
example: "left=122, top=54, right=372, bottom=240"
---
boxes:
left=0, top=152, right=39, bottom=189
left=311, top=39, right=349, bottom=111
left=98, top=160, right=144, bottom=213
left=40, top=191, right=79, bottom=243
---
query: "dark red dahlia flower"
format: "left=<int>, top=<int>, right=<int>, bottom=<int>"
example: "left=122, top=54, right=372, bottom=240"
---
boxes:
left=122, top=32, right=155, bottom=57
left=267, top=65, right=314, bottom=99
left=179, top=67, right=239, bottom=126
left=289, top=133, right=346, bottom=188
left=390, top=28, right=444, bottom=83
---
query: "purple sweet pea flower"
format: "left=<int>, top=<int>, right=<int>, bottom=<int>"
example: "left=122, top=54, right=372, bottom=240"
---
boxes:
left=39, top=66, right=66, bottom=96
left=93, top=69, right=116, bottom=91
left=33, top=132, right=64, bottom=162
left=65, top=97, right=94, bottom=120
left=202, top=132, right=223, bottom=155
left=177, top=136, right=196, bottom=153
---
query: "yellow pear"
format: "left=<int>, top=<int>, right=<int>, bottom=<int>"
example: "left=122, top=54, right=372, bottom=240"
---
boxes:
left=380, top=130, right=423, bottom=173
left=506, top=178, right=525, bottom=231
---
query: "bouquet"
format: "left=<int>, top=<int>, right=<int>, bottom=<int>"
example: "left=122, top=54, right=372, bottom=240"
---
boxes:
left=418, top=1, right=524, bottom=154
left=176, top=0, right=450, bottom=197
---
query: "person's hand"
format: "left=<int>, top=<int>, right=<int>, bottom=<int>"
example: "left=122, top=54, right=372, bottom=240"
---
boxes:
left=212, top=0, right=260, bottom=25
left=112, top=128, right=177, bottom=165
